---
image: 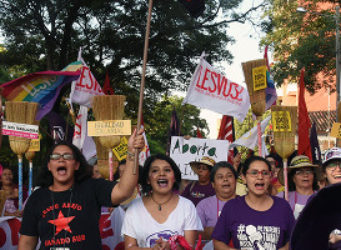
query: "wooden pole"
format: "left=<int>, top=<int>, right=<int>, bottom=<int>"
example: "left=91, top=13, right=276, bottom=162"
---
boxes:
left=134, top=0, right=153, bottom=174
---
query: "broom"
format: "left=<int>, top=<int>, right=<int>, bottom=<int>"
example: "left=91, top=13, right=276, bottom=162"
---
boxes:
left=5, top=101, right=38, bottom=209
left=271, top=105, right=297, bottom=201
left=242, top=59, right=267, bottom=156
left=92, top=95, right=125, bottom=181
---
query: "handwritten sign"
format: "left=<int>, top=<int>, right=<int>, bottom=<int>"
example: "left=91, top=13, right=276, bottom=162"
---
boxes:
left=112, top=137, right=128, bottom=161
left=271, top=111, right=292, bottom=132
left=331, top=123, right=341, bottom=138
left=2, top=121, right=39, bottom=139
left=28, top=139, right=40, bottom=152
left=87, top=120, right=131, bottom=136
left=252, top=65, right=267, bottom=91
left=170, top=136, right=229, bottom=180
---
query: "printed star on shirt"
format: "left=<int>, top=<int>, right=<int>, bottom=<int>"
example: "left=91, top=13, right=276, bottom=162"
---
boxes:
left=48, top=211, right=75, bottom=235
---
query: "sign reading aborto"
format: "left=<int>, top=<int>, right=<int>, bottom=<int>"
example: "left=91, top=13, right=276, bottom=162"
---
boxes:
left=87, top=120, right=131, bottom=136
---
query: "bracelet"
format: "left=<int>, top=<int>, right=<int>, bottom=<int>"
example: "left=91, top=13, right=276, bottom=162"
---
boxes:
left=127, top=151, right=135, bottom=161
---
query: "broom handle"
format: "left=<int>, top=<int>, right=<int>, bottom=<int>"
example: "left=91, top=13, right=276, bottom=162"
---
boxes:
left=29, top=161, right=33, bottom=196
left=109, top=150, right=114, bottom=181
left=135, top=0, right=153, bottom=174
left=283, top=159, right=288, bottom=201
left=257, top=120, right=262, bottom=156
left=18, top=155, right=23, bottom=210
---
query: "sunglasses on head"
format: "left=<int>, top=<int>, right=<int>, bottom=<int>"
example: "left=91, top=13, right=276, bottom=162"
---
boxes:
left=50, top=153, right=74, bottom=161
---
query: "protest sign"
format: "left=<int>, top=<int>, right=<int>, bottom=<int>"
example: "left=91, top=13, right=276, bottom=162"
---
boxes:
left=170, top=136, right=229, bottom=180
left=88, top=120, right=131, bottom=136
left=183, top=54, right=250, bottom=122
left=331, top=122, right=341, bottom=138
left=2, top=121, right=39, bottom=139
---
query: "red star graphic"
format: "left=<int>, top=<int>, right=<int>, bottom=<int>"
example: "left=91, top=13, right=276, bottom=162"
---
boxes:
left=48, top=211, right=75, bottom=235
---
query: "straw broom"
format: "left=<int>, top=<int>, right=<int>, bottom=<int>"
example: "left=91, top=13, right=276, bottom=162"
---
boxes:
left=271, top=105, right=297, bottom=201
left=5, top=101, right=38, bottom=209
left=92, top=95, right=125, bottom=181
left=242, top=59, right=267, bottom=156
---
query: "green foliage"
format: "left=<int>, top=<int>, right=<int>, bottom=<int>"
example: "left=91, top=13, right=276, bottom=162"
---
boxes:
left=261, top=0, right=337, bottom=93
left=145, top=95, right=208, bottom=154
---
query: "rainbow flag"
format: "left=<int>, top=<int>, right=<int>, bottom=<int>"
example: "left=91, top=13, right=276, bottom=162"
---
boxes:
left=1, top=61, right=83, bottom=120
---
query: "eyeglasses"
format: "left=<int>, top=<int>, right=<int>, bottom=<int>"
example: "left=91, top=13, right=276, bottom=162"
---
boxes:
left=295, top=169, right=313, bottom=175
left=247, top=170, right=271, bottom=177
left=50, top=153, right=74, bottom=161
left=326, top=162, right=341, bottom=172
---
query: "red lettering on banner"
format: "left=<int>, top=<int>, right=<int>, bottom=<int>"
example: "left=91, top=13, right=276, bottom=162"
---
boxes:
left=0, top=227, right=6, bottom=247
left=200, top=68, right=210, bottom=90
left=99, top=214, right=114, bottom=239
left=222, top=78, right=232, bottom=97
left=195, top=66, right=203, bottom=87
left=7, top=218, right=21, bottom=245
left=230, top=82, right=244, bottom=101
left=209, top=71, right=217, bottom=93
left=77, top=67, right=87, bottom=88
left=86, top=68, right=94, bottom=90
left=74, top=114, right=82, bottom=136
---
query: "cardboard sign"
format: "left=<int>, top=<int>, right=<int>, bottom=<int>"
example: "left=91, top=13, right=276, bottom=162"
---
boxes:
left=331, top=123, right=341, bottom=138
left=2, top=121, right=39, bottom=139
left=170, top=136, right=229, bottom=180
left=87, top=120, right=131, bottom=136
left=112, top=137, right=128, bottom=161
left=271, top=111, right=292, bottom=132
left=252, top=65, right=267, bottom=91
left=28, top=139, right=40, bottom=152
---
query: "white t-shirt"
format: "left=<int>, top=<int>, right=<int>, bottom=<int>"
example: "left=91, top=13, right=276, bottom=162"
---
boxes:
left=121, top=195, right=203, bottom=248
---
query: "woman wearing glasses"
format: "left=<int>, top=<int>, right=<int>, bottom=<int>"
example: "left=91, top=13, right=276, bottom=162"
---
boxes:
left=18, top=129, right=145, bottom=250
left=276, top=155, right=320, bottom=219
left=212, top=156, right=295, bottom=250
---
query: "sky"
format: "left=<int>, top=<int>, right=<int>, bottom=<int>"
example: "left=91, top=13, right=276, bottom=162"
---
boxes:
left=186, top=0, right=270, bottom=139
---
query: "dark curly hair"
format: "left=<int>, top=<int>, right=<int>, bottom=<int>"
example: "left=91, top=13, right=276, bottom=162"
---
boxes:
left=210, top=161, right=238, bottom=182
left=140, top=154, right=181, bottom=195
left=242, top=156, right=271, bottom=176
left=37, top=141, right=92, bottom=188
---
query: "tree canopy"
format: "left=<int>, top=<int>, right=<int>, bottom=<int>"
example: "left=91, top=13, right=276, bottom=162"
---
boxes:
left=261, top=0, right=338, bottom=93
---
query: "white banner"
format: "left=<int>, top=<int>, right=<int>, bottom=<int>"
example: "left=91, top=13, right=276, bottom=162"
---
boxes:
left=183, top=53, right=250, bottom=122
left=170, top=136, right=230, bottom=180
left=73, top=105, right=88, bottom=150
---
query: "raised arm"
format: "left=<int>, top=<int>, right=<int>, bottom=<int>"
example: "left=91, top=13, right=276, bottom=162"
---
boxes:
left=111, top=128, right=145, bottom=205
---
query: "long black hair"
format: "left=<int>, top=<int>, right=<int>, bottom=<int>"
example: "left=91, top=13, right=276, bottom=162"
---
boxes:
left=37, top=141, right=92, bottom=188
left=140, top=154, right=182, bottom=195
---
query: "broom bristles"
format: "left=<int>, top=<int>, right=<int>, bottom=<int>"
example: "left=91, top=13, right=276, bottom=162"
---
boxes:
left=271, top=105, right=297, bottom=159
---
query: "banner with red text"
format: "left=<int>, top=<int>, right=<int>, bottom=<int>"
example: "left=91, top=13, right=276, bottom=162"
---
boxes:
left=183, top=53, right=250, bottom=122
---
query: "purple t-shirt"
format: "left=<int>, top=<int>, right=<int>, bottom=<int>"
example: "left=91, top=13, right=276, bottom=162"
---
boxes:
left=196, top=195, right=229, bottom=228
left=212, top=196, right=295, bottom=250
left=181, top=181, right=215, bottom=206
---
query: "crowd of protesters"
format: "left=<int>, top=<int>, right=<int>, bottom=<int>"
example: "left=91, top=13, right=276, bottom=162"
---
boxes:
left=1, top=137, right=341, bottom=249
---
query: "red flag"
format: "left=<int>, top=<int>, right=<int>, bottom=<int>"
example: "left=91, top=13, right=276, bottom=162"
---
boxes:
left=217, top=115, right=235, bottom=163
left=196, top=128, right=203, bottom=138
left=103, top=71, right=115, bottom=95
left=298, top=69, right=312, bottom=160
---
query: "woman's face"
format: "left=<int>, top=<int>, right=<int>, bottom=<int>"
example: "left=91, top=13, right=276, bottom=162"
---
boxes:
left=48, top=145, right=80, bottom=187
left=325, top=160, right=341, bottom=185
left=266, top=157, right=277, bottom=177
left=212, top=167, right=236, bottom=199
left=148, top=159, right=175, bottom=195
left=242, top=160, right=271, bottom=197
left=293, top=167, right=314, bottom=190
left=194, top=164, right=211, bottom=184
left=1, top=169, right=13, bottom=186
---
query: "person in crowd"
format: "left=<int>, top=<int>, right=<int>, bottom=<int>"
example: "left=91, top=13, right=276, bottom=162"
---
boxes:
left=18, top=128, right=145, bottom=250
left=122, top=154, right=202, bottom=249
left=0, top=167, right=24, bottom=217
left=277, top=155, right=320, bottom=219
left=181, top=156, right=216, bottom=206
left=232, top=151, right=247, bottom=196
left=196, top=161, right=237, bottom=241
left=212, top=156, right=295, bottom=250
left=265, top=152, right=284, bottom=195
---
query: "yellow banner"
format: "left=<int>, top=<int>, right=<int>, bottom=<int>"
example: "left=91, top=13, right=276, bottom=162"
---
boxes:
left=112, top=137, right=128, bottom=161
left=252, top=65, right=267, bottom=91
left=28, top=139, right=40, bottom=152
left=272, top=111, right=292, bottom=132
left=331, top=123, right=341, bottom=138
left=88, top=120, right=131, bottom=136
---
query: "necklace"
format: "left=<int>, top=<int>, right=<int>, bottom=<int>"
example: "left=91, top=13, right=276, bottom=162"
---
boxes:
left=150, top=193, right=174, bottom=211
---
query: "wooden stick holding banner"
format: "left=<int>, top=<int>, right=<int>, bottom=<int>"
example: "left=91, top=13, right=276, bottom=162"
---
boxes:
left=135, top=0, right=153, bottom=174
left=271, top=105, right=297, bottom=201
left=242, top=59, right=267, bottom=156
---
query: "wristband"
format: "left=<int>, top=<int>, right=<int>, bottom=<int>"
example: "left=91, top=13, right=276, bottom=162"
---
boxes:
left=127, top=151, right=135, bottom=161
